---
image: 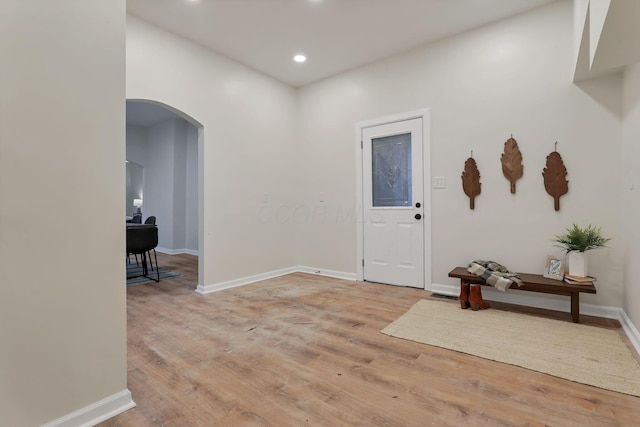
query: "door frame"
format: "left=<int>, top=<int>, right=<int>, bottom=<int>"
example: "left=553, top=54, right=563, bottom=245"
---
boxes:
left=355, top=109, right=431, bottom=288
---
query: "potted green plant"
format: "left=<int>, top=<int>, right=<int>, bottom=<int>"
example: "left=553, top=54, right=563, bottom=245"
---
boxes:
left=553, top=224, right=611, bottom=277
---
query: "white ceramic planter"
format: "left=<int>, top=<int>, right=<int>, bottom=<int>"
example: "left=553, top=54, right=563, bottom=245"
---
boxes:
left=568, top=251, right=588, bottom=277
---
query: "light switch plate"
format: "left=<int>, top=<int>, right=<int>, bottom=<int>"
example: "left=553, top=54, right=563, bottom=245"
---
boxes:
left=433, top=176, right=446, bottom=189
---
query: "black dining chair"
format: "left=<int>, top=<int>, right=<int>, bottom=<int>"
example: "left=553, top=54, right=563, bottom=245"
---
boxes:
left=142, top=216, right=157, bottom=269
left=126, top=225, right=160, bottom=282
left=127, top=216, right=156, bottom=266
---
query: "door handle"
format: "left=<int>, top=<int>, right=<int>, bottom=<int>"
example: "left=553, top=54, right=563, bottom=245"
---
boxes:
left=415, top=213, right=422, bottom=220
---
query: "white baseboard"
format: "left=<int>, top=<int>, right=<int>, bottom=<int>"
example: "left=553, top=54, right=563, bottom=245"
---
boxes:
left=295, top=266, right=357, bottom=281
left=196, top=265, right=355, bottom=295
left=156, top=247, right=198, bottom=256
left=41, top=389, right=135, bottom=427
left=430, top=282, right=459, bottom=297
left=196, top=266, right=299, bottom=294
left=430, top=282, right=640, bottom=357
left=155, top=247, right=180, bottom=255
left=619, top=310, right=640, bottom=357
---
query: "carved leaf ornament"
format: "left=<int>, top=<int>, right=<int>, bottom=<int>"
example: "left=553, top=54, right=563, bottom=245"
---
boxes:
left=461, top=157, right=481, bottom=210
left=501, top=137, right=523, bottom=194
left=542, top=151, right=568, bottom=211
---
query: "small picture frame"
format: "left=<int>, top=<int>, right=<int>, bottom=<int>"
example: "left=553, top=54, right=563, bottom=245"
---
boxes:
left=543, top=256, right=564, bottom=280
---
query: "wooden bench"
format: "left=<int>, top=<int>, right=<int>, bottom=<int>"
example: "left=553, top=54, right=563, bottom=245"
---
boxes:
left=448, top=267, right=597, bottom=323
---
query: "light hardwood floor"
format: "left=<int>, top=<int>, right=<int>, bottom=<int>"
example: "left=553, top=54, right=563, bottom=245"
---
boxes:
left=101, top=253, right=639, bottom=426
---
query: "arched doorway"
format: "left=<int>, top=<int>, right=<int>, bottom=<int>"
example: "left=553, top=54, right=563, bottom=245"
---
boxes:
left=126, top=99, right=203, bottom=288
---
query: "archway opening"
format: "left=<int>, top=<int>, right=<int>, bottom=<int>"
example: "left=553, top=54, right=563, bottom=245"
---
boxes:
left=126, top=99, right=204, bottom=289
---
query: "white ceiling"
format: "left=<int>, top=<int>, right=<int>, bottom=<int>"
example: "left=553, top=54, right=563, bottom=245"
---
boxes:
left=127, top=0, right=558, bottom=88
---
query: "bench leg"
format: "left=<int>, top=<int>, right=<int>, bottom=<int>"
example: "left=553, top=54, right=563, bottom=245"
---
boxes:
left=571, top=292, right=579, bottom=323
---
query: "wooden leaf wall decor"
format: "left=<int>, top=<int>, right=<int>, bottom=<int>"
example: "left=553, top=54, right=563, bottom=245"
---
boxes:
left=500, top=137, right=523, bottom=194
left=542, top=151, right=568, bottom=211
left=461, top=157, right=481, bottom=209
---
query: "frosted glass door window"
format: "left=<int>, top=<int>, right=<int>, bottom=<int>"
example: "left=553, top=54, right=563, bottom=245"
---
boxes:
left=371, top=133, right=412, bottom=207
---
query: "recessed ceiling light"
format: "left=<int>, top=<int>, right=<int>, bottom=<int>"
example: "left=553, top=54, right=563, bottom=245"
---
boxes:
left=293, top=54, right=307, bottom=63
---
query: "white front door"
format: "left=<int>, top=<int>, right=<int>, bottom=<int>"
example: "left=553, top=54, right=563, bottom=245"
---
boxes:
left=361, top=118, right=424, bottom=288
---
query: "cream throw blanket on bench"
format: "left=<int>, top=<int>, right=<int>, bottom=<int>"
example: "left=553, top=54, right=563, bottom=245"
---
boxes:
left=467, top=260, right=523, bottom=292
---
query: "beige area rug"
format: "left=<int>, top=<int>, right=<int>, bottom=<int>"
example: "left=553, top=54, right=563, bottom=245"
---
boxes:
left=381, top=299, right=640, bottom=397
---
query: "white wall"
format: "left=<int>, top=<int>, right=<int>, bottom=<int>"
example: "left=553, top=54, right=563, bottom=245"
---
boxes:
left=172, top=119, right=188, bottom=250
left=296, top=0, right=624, bottom=308
left=622, top=62, right=640, bottom=329
left=0, top=2, right=128, bottom=426
left=127, top=119, right=194, bottom=250
left=127, top=16, right=298, bottom=286
left=131, top=117, right=198, bottom=253
left=126, top=124, right=148, bottom=166
left=186, top=125, right=199, bottom=253
left=1, top=2, right=632, bottom=425
left=147, top=119, right=177, bottom=248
